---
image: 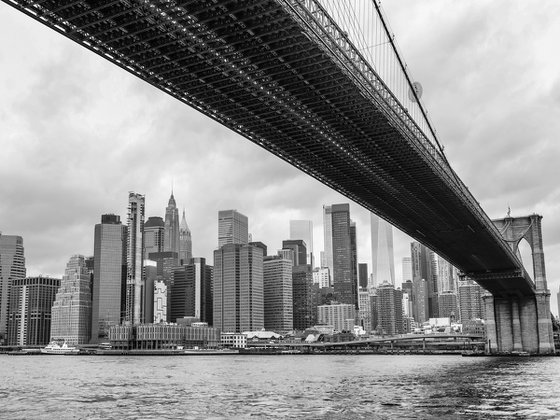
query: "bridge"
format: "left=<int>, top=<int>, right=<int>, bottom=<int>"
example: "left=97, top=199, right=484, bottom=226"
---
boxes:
left=3, top=0, right=554, bottom=354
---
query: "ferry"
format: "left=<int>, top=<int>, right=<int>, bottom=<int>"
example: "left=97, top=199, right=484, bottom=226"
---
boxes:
left=41, top=341, right=80, bottom=355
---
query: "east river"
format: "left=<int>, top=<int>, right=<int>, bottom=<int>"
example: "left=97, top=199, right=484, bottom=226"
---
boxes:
left=1, top=355, right=559, bottom=419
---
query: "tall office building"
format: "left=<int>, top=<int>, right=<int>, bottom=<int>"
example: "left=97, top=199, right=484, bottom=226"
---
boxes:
left=282, top=239, right=307, bottom=266
left=0, top=234, right=25, bottom=345
left=143, top=261, right=157, bottom=324
left=7, top=276, right=60, bottom=345
left=91, top=214, right=127, bottom=343
left=289, top=220, right=314, bottom=267
left=263, top=255, right=293, bottom=333
left=376, top=281, right=403, bottom=335
left=411, top=241, right=435, bottom=322
left=213, top=243, right=263, bottom=333
left=358, top=263, right=368, bottom=289
left=163, top=193, right=180, bottom=257
left=292, top=265, right=315, bottom=330
left=317, top=303, right=355, bottom=332
left=50, top=255, right=92, bottom=345
left=458, top=279, right=485, bottom=322
left=313, top=267, right=330, bottom=288
left=144, top=216, right=164, bottom=256
left=170, top=257, right=213, bottom=324
left=154, top=280, right=167, bottom=323
left=358, top=289, right=372, bottom=332
left=218, top=210, right=248, bottom=248
left=179, top=210, right=193, bottom=265
left=322, top=207, right=333, bottom=284
left=323, top=204, right=357, bottom=307
left=437, top=255, right=455, bottom=293
left=126, top=192, right=145, bottom=325
left=402, top=257, right=412, bottom=283
left=438, top=291, right=458, bottom=320
left=370, top=213, right=395, bottom=287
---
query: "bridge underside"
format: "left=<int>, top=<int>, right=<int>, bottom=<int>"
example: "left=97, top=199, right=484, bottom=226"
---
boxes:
left=4, top=0, right=535, bottom=295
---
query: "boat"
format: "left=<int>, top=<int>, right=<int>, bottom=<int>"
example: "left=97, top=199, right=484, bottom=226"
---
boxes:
left=41, top=341, right=80, bottom=355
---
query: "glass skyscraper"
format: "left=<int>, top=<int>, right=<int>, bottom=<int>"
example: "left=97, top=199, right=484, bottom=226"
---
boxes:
left=218, top=210, right=248, bottom=248
left=126, top=192, right=145, bottom=325
left=289, top=220, right=313, bottom=267
left=0, top=234, right=25, bottom=345
left=370, top=213, right=395, bottom=287
left=91, top=214, right=127, bottom=342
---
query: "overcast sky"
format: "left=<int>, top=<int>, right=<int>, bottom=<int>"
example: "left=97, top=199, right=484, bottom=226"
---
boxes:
left=1, top=1, right=559, bottom=314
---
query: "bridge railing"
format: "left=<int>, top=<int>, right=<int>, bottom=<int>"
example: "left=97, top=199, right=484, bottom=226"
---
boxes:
left=281, top=0, right=523, bottom=270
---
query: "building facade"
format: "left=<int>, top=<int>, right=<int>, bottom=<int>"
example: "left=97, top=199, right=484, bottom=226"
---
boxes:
left=50, top=255, right=92, bottom=345
left=218, top=210, right=248, bottom=248
left=376, top=282, right=403, bottom=336
left=7, top=276, right=60, bottom=346
left=317, top=303, right=356, bottom=333
left=170, top=258, right=213, bottom=325
left=438, top=291, right=458, bottom=320
left=458, top=279, right=485, bottom=322
left=91, top=214, right=127, bottom=343
left=263, top=255, right=293, bottom=333
left=213, top=243, right=263, bottom=333
left=289, top=220, right=314, bottom=268
left=313, top=267, right=330, bottom=289
left=292, top=265, right=316, bottom=331
left=370, top=213, right=395, bottom=287
left=0, top=234, right=25, bottom=345
left=126, top=192, right=145, bottom=325
left=143, top=216, right=164, bottom=257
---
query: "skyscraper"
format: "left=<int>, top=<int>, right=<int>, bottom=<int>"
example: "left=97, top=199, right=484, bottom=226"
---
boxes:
left=322, top=207, right=333, bottom=284
left=438, top=291, right=458, bottom=320
left=376, top=282, right=403, bottom=335
left=292, top=265, right=315, bottom=330
left=163, top=192, right=180, bottom=257
left=289, top=220, right=314, bottom=267
left=144, top=216, right=164, bottom=256
left=458, top=278, right=485, bottom=322
left=218, top=210, right=248, bottom=248
left=324, top=204, right=357, bottom=307
left=410, top=241, right=434, bottom=322
left=358, top=263, right=368, bottom=290
left=0, top=234, right=25, bottom=345
left=282, top=239, right=307, bottom=266
left=7, top=276, right=60, bottom=345
left=402, top=257, right=412, bottom=283
left=50, top=255, right=92, bottom=345
left=179, top=210, right=193, bottom=265
left=263, top=255, right=293, bottom=333
left=370, top=213, right=395, bottom=287
left=213, top=243, right=263, bottom=333
left=170, top=257, right=213, bottom=324
left=126, top=192, right=145, bottom=325
left=91, top=214, right=127, bottom=343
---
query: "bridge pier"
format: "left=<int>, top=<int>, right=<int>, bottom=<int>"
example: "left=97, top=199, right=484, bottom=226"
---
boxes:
left=483, top=292, right=554, bottom=354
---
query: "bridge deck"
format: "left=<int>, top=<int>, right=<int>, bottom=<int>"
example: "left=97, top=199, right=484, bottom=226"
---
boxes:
left=3, top=0, right=535, bottom=296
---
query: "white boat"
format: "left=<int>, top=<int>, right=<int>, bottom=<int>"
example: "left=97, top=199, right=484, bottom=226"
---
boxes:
left=41, top=341, right=80, bottom=355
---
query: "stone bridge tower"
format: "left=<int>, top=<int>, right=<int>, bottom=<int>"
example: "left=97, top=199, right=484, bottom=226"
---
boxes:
left=485, top=214, right=555, bottom=354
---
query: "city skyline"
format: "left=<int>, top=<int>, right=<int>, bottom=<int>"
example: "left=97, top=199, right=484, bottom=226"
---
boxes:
left=1, top=1, right=560, bottom=316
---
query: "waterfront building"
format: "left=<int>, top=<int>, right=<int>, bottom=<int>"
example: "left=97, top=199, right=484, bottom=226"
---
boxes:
left=358, top=263, right=368, bottom=290
left=143, top=216, right=164, bottom=257
left=289, top=220, right=314, bottom=267
left=263, top=255, right=293, bottom=333
left=376, top=282, right=403, bottom=336
left=458, top=278, right=485, bottom=322
left=438, top=291, right=458, bottom=320
left=313, top=267, right=330, bottom=289
left=50, top=255, right=92, bottom=345
left=108, top=323, right=221, bottom=350
left=179, top=210, right=192, bottom=265
left=218, top=210, right=248, bottom=248
left=358, top=289, right=372, bottom=332
left=0, top=234, right=25, bottom=345
left=144, top=261, right=157, bottom=324
left=7, top=276, right=60, bottom=345
left=281, top=239, right=307, bottom=266
left=170, top=258, right=213, bottom=325
left=213, top=243, right=263, bottom=333
left=292, top=265, right=316, bottom=330
left=153, top=280, right=167, bottom=323
left=126, top=192, right=145, bottom=325
left=323, top=204, right=357, bottom=307
left=91, top=214, right=127, bottom=343
left=371, top=213, right=395, bottom=287
left=317, top=303, right=355, bottom=333
left=163, top=193, right=180, bottom=259
left=221, top=332, right=247, bottom=348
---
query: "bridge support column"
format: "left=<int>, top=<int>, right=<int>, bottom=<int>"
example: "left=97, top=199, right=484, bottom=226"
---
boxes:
left=482, top=294, right=498, bottom=354
left=511, top=299, right=523, bottom=352
left=535, top=291, right=554, bottom=354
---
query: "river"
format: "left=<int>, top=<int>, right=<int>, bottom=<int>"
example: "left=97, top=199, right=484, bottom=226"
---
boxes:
left=1, top=354, right=559, bottom=419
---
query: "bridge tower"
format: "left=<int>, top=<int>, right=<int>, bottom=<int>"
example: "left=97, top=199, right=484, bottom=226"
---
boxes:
left=483, top=214, right=555, bottom=354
